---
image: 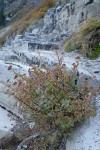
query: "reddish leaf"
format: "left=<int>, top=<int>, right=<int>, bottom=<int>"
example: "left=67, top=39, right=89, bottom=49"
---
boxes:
left=8, top=65, right=12, bottom=70
left=14, top=74, right=18, bottom=79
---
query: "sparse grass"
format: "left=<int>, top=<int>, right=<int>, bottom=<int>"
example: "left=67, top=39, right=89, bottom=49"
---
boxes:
left=0, top=30, right=11, bottom=47
left=79, top=19, right=100, bottom=36
left=64, top=18, right=100, bottom=59
left=0, top=0, right=57, bottom=47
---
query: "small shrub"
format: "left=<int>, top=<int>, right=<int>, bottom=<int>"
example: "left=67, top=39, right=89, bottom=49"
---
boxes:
left=7, top=56, right=96, bottom=149
left=90, top=45, right=100, bottom=59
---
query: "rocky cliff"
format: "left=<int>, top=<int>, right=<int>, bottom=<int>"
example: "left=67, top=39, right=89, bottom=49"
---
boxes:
left=0, top=0, right=100, bottom=149
left=0, top=0, right=43, bottom=26
left=28, top=0, right=100, bottom=42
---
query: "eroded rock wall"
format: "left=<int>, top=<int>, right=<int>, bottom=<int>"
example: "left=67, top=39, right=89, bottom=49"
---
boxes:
left=31, top=0, right=100, bottom=43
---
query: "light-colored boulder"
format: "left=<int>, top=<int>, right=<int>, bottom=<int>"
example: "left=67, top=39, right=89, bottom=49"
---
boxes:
left=66, top=95, right=100, bottom=150
left=0, top=130, right=13, bottom=145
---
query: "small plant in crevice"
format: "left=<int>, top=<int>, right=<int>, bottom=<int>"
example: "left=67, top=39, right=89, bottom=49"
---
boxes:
left=7, top=55, right=97, bottom=149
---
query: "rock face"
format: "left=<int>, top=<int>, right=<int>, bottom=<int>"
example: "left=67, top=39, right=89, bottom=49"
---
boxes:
left=3, top=0, right=43, bottom=10
left=0, top=0, right=44, bottom=25
left=0, top=0, right=100, bottom=149
left=28, top=0, right=100, bottom=42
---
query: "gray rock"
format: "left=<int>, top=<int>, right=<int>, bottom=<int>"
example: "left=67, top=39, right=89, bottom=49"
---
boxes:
left=84, top=0, right=94, bottom=5
left=0, top=130, right=13, bottom=147
left=66, top=95, right=100, bottom=150
left=28, top=42, right=59, bottom=51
